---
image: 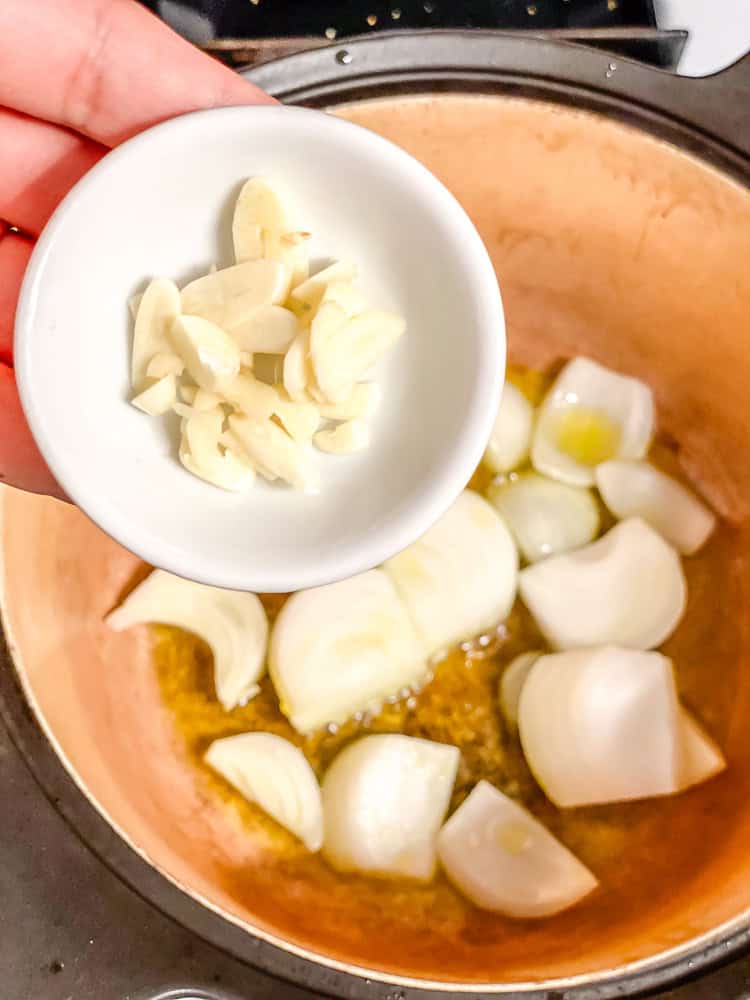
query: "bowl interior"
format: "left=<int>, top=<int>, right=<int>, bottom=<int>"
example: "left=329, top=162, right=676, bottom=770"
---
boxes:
left=4, top=93, right=750, bottom=989
left=13, top=104, right=502, bottom=592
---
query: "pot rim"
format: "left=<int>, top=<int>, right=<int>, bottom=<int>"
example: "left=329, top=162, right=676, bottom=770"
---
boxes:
left=3, top=30, right=750, bottom=1000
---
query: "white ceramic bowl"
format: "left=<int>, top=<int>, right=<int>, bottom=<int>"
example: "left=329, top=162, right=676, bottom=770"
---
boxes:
left=14, top=105, right=504, bottom=592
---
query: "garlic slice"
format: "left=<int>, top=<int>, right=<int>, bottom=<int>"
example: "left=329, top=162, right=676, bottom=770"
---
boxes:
left=290, top=260, right=358, bottom=310
left=228, top=413, right=319, bottom=493
left=131, top=278, right=181, bottom=392
left=595, top=460, right=716, bottom=555
left=232, top=178, right=308, bottom=285
left=318, top=382, right=382, bottom=422
left=181, top=259, right=290, bottom=328
left=146, top=352, right=184, bottom=379
left=180, top=407, right=255, bottom=492
left=484, top=382, right=534, bottom=474
left=269, top=570, right=427, bottom=733
left=518, top=646, right=681, bottom=807
left=228, top=304, right=299, bottom=355
left=205, top=732, right=323, bottom=851
left=499, top=651, right=542, bottom=729
left=437, top=781, right=598, bottom=917
left=170, top=315, right=240, bottom=393
left=487, top=472, right=599, bottom=563
left=679, top=709, right=726, bottom=790
left=322, top=734, right=459, bottom=881
left=519, top=517, right=686, bottom=650
left=531, top=357, right=654, bottom=487
left=192, top=389, right=224, bottom=412
left=311, top=306, right=406, bottom=403
left=321, top=280, right=368, bottom=317
left=384, top=490, right=518, bottom=657
left=106, top=569, right=268, bottom=711
left=314, top=420, right=369, bottom=454
left=282, top=330, right=310, bottom=400
left=131, top=373, right=177, bottom=416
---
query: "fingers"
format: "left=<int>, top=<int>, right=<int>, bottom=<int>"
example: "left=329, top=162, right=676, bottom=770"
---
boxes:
left=0, top=231, right=32, bottom=364
left=0, top=0, right=274, bottom=148
left=0, top=362, right=65, bottom=499
left=0, top=108, right=105, bottom=237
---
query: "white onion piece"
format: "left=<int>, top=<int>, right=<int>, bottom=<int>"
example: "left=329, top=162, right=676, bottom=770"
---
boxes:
left=269, top=570, right=426, bottom=733
left=131, top=277, right=181, bottom=392
left=205, top=732, right=323, bottom=851
left=170, top=315, right=240, bottom=393
left=106, top=569, right=268, bottom=711
left=131, top=373, right=177, bottom=416
left=518, top=646, right=681, bottom=807
left=484, top=382, right=534, bottom=474
left=499, top=651, right=542, bottom=729
left=384, top=490, right=518, bottom=657
left=487, top=472, right=599, bottom=563
left=519, top=517, right=686, bottom=650
left=322, top=734, right=459, bottom=880
left=438, top=781, right=598, bottom=917
left=531, top=357, right=654, bottom=487
left=679, top=709, right=726, bottom=790
left=595, top=460, right=716, bottom=555
left=314, top=419, right=369, bottom=454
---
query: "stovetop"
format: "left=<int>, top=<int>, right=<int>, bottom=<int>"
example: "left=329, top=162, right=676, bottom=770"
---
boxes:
left=3, top=719, right=750, bottom=1000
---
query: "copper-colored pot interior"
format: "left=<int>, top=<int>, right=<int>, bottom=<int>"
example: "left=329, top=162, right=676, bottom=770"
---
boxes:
left=3, top=94, right=750, bottom=987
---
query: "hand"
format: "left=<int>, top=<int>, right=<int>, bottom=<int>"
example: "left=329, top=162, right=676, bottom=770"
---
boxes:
left=0, top=0, right=273, bottom=500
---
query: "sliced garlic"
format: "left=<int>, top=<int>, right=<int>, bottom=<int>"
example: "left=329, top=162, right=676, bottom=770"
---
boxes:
left=679, top=709, right=726, bottom=790
left=518, top=646, right=681, bottom=807
left=282, top=330, right=310, bottom=400
left=145, top=352, right=184, bottom=379
left=318, top=382, right=382, bottom=421
left=228, top=413, right=319, bottom=493
left=170, top=315, right=240, bottom=393
left=290, top=260, right=358, bottom=310
left=131, top=278, right=181, bottom=392
left=487, top=472, right=600, bottom=563
left=518, top=517, right=686, bottom=650
left=311, top=307, right=406, bottom=403
left=595, top=460, right=716, bottom=555
left=225, top=374, right=320, bottom=445
left=384, top=490, right=518, bottom=657
left=192, top=388, right=224, bottom=412
left=131, top=373, right=177, bottom=416
left=499, top=651, right=542, bottom=729
left=531, top=357, right=654, bottom=487
left=106, top=569, right=268, bottom=711
left=180, top=407, right=255, bottom=492
left=321, top=734, right=459, bottom=881
left=273, top=395, right=320, bottom=445
left=322, top=280, right=368, bottom=317
left=269, top=569, right=426, bottom=733
left=228, top=304, right=299, bottom=355
left=484, top=382, right=534, bottom=474
left=181, top=259, right=290, bottom=328
left=128, top=291, right=143, bottom=320
left=437, top=781, right=598, bottom=917
left=205, top=732, right=323, bottom=851
left=232, top=178, right=308, bottom=285
left=180, top=384, right=198, bottom=404
left=314, top=420, right=369, bottom=454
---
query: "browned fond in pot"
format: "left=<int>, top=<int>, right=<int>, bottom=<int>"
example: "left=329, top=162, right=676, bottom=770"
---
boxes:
left=3, top=95, right=750, bottom=986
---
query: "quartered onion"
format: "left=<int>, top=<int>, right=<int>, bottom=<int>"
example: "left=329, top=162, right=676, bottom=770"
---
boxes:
left=205, top=732, right=323, bottom=851
left=483, top=382, right=534, bottom=474
left=518, top=646, right=681, bottom=807
left=499, top=651, right=542, bottom=729
left=519, top=517, right=686, bottom=650
left=106, top=569, right=268, bottom=711
left=595, top=459, right=716, bottom=555
left=487, top=472, right=599, bottom=563
left=679, top=709, right=726, bottom=790
left=437, top=781, right=598, bottom=917
left=269, top=570, right=426, bottom=733
left=384, top=490, right=518, bottom=657
left=321, top=734, right=459, bottom=881
left=531, top=357, right=654, bottom=487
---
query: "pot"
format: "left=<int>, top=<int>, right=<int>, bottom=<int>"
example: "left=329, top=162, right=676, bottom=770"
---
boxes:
left=2, top=31, right=750, bottom=1000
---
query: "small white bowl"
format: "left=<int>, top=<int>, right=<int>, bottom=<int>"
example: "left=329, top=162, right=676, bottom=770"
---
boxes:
left=15, top=106, right=504, bottom=592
